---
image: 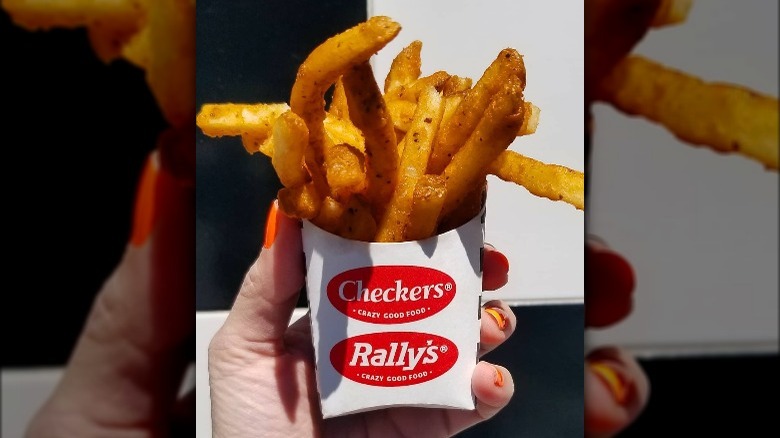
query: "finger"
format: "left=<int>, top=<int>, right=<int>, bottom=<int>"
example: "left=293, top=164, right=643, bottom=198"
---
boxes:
left=443, top=361, right=515, bottom=434
left=218, top=200, right=305, bottom=353
left=479, top=300, right=516, bottom=356
left=483, top=244, right=509, bottom=291
left=585, top=0, right=661, bottom=101
left=585, top=347, right=650, bottom=438
left=33, top=147, right=194, bottom=430
left=586, top=240, right=635, bottom=328
left=343, top=361, right=514, bottom=437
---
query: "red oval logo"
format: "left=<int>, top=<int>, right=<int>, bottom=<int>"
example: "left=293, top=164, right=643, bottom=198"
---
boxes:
left=330, top=332, right=458, bottom=387
left=326, top=265, right=456, bottom=324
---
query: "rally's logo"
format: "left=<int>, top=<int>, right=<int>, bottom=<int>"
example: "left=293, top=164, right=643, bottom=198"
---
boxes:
left=327, top=265, right=456, bottom=324
left=330, top=332, right=458, bottom=387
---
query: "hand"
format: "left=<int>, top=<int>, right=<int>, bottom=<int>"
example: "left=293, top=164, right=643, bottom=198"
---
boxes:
left=208, top=201, right=516, bottom=437
left=26, top=141, right=195, bottom=436
left=584, top=239, right=649, bottom=437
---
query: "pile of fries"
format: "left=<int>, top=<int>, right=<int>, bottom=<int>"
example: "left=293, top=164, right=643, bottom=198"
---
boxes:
left=198, top=16, right=584, bottom=242
left=2, top=0, right=195, bottom=128
left=589, top=0, right=778, bottom=170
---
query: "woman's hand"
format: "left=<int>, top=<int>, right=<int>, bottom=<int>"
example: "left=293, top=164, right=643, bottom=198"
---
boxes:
left=208, top=201, right=517, bottom=437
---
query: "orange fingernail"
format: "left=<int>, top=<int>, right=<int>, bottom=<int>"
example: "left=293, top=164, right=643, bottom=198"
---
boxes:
left=589, top=361, right=628, bottom=405
left=130, top=154, right=160, bottom=247
left=485, top=307, right=508, bottom=330
left=263, top=200, right=280, bottom=249
left=493, top=366, right=504, bottom=387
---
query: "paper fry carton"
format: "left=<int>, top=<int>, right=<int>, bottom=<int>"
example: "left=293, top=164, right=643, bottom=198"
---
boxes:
left=302, top=209, right=485, bottom=418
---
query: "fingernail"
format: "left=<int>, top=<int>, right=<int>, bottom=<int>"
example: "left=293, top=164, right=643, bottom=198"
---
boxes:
left=493, top=366, right=504, bottom=387
left=485, top=307, right=508, bottom=330
left=263, top=200, right=280, bottom=249
left=484, top=248, right=510, bottom=273
left=589, top=361, right=628, bottom=405
left=130, top=153, right=160, bottom=247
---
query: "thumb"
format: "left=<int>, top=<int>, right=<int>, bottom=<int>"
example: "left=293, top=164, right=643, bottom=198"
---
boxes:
left=218, top=200, right=305, bottom=353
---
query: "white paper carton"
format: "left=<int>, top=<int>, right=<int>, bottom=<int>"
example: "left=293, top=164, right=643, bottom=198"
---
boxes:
left=302, top=209, right=485, bottom=418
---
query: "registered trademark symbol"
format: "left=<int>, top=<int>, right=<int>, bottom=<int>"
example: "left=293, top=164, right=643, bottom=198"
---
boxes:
left=440, top=345, right=448, bottom=353
left=444, top=282, right=453, bottom=291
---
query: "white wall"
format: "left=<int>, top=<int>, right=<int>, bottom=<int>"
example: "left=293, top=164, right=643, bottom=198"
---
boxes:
left=587, top=0, right=778, bottom=356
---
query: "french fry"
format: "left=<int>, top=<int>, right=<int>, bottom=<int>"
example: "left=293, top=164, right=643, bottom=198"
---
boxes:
left=597, top=55, right=779, bottom=169
left=290, top=16, right=400, bottom=184
left=87, top=19, right=140, bottom=62
left=428, top=48, right=526, bottom=174
left=1, top=0, right=144, bottom=31
left=324, top=115, right=365, bottom=152
left=490, top=150, right=584, bottom=210
left=312, top=196, right=346, bottom=235
left=328, top=77, right=349, bottom=120
left=376, top=86, right=444, bottom=241
left=196, top=103, right=290, bottom=138
left=342, top=61, right=399, bottom=218
left=340, top=196, right=378, bottom=241
left=387, top=71, right=451, bottom=102
left=272, top=111, right=309, bottom=188
left=278, top=183, right=321, bottom=220
left=146, top=0, right=195, bottom=127
left=387, top=99, right=417, bottom=135
left=651, top=0, right=693, bottom=28
left=519, top=102, right=540, bottom=136
left=324, top=143, right=367, bottom=202
left=197, top=18, right=586, bottom=245
left=405, top=175, right=447, bottom=241
left=120, top=22, right=151, bottom=69
left=441, top=76, right=525, bottom=217
left=384, top=40, right=423, bottom=93
left=441, top=75, right=473, bottom=96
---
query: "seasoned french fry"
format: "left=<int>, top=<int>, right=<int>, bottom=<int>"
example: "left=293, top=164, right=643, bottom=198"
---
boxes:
left=290, top=16, right=400, bottom=180
left=384, top=40, right=423, bottom=93
left=342, top=61, right=399, bottom=218
left=1, top=0, right=144, bottom=31
left=312, top=196, right=346, bottom=235
left=146, top=0, right=194, bottom=127
left=328, top=77, right=350, bottom=120
left=324, top=115, right=365, bottom=152
left=651, top=0, right=693, bottom=28
left=278, top=183, right=321, bottom=220
left=241, top=132, right=274, bottom=156
left=324, top=143, right=367, bottom=202
left=340, top=196, right=377, bottom=241
left=437, top=181, right=486, bottom=234
left=441, top=76, right=525, bottom=217
left=405, top=175, right=447, bottom=241
left=388, top=71, right=451, bottom=102
left=87, top=19, right=139, bottom=62
left=197, top=18, right=585, bottom=244
left=428, top=48, right=525, bottom=174
left=490, top=150, right=584, bottom=210
left=387, top=99, right=417, bottom=134
left=519, top=102, right=540, bottom=136
left=376, top=86, right=444, bottom=241
left=598, top=55, right=779, bottom=169
left=272, top=111, right=309, bottom=188
left=196, top=103, right=290, bottom=137
left=120, top=22, right=151, bottom=69
left=441, top=75, right=473, bottom=96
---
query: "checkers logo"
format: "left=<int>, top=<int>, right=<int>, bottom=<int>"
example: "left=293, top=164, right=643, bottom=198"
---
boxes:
left=330, top=332, right=458, bottom=387
left=327, top=265, right=456, bottom=323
